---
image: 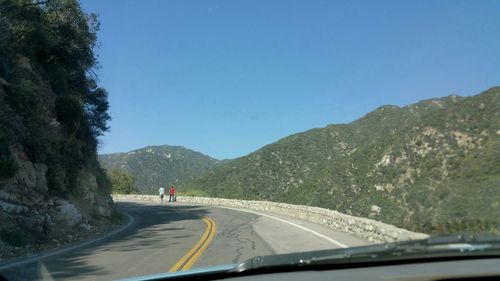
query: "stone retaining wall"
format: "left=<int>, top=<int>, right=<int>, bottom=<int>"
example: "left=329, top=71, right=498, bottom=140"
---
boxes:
left=112, top=194, right=428, bottom=243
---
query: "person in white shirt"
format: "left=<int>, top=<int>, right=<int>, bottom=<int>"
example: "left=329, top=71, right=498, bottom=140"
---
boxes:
left=158, top=187, right=166, bottom=203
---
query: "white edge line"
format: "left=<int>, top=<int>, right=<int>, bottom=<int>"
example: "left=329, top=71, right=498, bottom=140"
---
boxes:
left=0, top=214, right=135, bottom=271
left=219, top=206, right=348, bottom=248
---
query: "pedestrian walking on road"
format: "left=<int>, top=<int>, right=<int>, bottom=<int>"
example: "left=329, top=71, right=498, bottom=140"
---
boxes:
left=169, top=185, right=175, bottom=202
left=159, top=186, right=166, bottom=203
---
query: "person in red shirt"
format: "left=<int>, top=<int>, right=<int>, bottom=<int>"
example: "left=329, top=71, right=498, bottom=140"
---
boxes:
left=169, top=185, right=175, bottom=202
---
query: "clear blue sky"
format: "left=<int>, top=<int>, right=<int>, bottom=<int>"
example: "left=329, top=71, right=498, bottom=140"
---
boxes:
left=81, top=0, right=500, bottom=160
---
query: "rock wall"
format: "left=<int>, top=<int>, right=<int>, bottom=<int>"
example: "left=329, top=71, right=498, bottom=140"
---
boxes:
left=0, top=147, right=114, bottom=258
left=112, top=194, right=428, bottom=243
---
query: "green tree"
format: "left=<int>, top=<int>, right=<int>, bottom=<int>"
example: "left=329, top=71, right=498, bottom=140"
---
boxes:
left=107, top=169, right=139, bottom=194
left=0, top=0, right=112, bottom=194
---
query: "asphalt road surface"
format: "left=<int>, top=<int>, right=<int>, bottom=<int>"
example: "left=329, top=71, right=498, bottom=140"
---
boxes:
left=0, top=201, right=370, bottom=281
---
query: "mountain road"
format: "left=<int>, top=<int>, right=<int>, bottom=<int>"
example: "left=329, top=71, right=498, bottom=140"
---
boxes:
left=0, top=201, right=370, bottom=281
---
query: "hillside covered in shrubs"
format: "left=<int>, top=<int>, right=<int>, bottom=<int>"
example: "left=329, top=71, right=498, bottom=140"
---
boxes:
left=99, top=145, right=220, bottom=194
left=185, top=88, right=500, bottom=234
left=0, top=0, right=116, bottom=258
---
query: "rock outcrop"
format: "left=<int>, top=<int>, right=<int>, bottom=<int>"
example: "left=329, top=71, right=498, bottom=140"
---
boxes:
left=0, top=0, right=116, bottom=261
left=0, top=148, right=114, bottom=260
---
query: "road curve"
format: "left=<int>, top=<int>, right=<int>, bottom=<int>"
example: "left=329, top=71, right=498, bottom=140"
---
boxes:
left=0, top=201, right=369, bottom=281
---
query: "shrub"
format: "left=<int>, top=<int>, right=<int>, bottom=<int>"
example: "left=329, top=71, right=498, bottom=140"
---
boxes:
left=107, top=168, right=139, bottom=194
left=177, top=189, right=209, bottom=197
left=0, top=154, right=17, bottom=179
left=0, top=228, right=26, bottom=247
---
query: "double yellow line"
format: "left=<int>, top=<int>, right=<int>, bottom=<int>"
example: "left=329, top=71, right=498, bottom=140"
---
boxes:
left=169, top=216, right=216, bottom=272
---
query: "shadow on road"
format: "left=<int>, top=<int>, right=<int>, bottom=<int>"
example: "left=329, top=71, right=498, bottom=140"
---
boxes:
left=0, top=202, right=210, bottom=281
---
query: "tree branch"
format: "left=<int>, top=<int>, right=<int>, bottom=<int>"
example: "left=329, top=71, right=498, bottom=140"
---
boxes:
left=23, top=0, right=50, bottom=7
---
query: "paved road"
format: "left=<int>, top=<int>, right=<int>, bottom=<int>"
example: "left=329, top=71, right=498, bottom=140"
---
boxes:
left=0, top=202, right=369, bottom=281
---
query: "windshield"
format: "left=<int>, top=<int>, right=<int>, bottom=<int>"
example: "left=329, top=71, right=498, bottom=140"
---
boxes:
left=0, top=0, right=499, bottom=280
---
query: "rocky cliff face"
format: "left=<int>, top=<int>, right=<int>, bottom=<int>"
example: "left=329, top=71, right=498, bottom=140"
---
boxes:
left=0, top=147, right=114, bottom=260
left=0, top=0, right=116, bottom=260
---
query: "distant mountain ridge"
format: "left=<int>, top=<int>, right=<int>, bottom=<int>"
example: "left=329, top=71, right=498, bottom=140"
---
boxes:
left=99, top=145, right=219, bottom=194
left=184, top=87, right=500, bottom=234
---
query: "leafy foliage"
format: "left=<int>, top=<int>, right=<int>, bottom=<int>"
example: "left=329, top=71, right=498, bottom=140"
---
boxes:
left=0, top=154, right=17, bottom=179
left=107, top=168, right=139, bottom=194
left=0, top=228, right=26, bottom=247
left=185, top=88, right=500, bottom=234
left=176, top=188, right=209, bottom=197
left=0, top=0, right=111, bottom=194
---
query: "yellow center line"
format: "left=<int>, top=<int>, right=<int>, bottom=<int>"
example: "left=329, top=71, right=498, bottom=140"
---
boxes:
left=169, top=216, right=216, bottom=272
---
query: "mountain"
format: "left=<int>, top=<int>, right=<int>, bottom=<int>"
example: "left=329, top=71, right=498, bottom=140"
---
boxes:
left=99, top=145, right=220, bottom=194
left=185, top=87, right=500, bottom=234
